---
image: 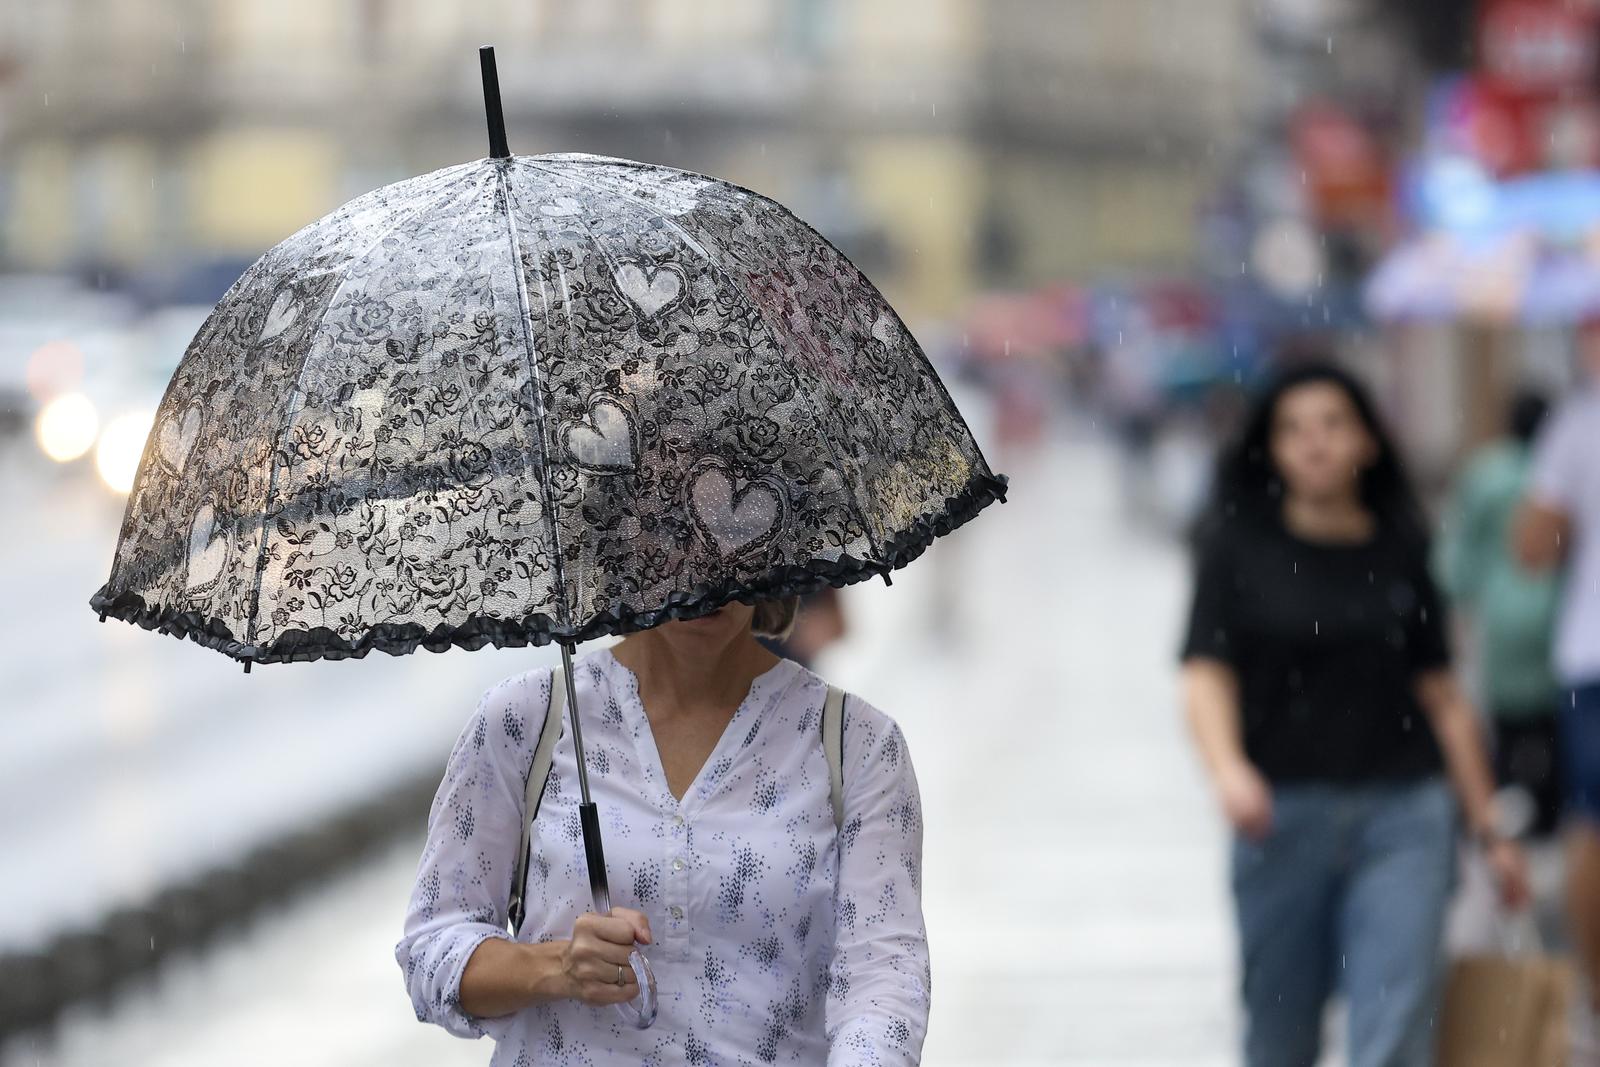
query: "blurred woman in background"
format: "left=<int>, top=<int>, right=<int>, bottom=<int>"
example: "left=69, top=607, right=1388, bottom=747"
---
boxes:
left=1178, top=361, right=1530, bottom=1067
left=1436, top=391, right=1563, bottom=837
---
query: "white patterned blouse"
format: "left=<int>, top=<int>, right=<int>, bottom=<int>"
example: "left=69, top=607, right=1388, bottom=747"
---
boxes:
left=395, top=644, right=931, bottom=1065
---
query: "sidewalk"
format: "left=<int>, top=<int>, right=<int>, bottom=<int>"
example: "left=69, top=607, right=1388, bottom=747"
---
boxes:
left=835, top=429, right=1242, bottom=1065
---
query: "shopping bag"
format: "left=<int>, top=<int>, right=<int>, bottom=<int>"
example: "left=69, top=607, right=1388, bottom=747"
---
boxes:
left=1436, top=915, right=1574, bottom=1067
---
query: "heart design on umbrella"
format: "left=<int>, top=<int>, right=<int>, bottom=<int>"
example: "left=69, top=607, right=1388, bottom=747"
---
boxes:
left=183, top=502, right=230, bottom=600
left=688, top=458, right=786, bottom=559
left=260, top=289, right=300, bottom=341
left=614, top=262, right=684, bottom=319
left=562, top=394, right=638, bottom=473
left=155, top=401, right=204, bottom=475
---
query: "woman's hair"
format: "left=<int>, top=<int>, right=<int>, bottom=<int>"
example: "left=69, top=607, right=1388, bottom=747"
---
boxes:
left=1508, top=389, right=1549, bottom=444
left=1196, top=359, right=1428, bottom=550
left=750, top=595, right=802, bottom=640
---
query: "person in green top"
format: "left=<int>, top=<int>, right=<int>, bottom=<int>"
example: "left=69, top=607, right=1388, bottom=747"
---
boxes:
left=1436, top=391, right=1564, bottom=836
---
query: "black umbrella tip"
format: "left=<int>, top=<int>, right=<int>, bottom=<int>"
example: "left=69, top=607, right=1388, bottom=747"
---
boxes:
left=478, top=46, right=511, bottom=160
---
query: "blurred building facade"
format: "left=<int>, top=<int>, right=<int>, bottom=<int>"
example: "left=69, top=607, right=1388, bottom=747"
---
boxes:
left=0, top=0, right=1254, bottom=320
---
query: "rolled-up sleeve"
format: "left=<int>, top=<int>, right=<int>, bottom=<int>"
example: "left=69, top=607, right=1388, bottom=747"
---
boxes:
left=394, top=672, right=543, bottom=1040
left=825, top=698, right=931, bottom=1066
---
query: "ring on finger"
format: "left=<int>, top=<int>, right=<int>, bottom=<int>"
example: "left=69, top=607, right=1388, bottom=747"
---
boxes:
left=617, top=963, right=625, bottom=985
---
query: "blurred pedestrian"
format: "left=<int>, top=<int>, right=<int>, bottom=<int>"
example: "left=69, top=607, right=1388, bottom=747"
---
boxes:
left=1436, top=391, right=1564, bottom=837
left=756, top=587, right=848, bottom=669
left=1515, top=331, right=1600, bottom=1022
left=1179, top=361, right=1530, bottom=1067
left=395, top=597, right=930, bottom=1064
left=1100, top=333, right=1165, bottom=519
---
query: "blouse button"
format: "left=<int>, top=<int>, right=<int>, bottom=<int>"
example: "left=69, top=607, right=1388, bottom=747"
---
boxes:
left=671, top=813, right=685, bottom=828
left=671, top=857, right=686, bottom=872
left=669, top=905, right=684, bottom=920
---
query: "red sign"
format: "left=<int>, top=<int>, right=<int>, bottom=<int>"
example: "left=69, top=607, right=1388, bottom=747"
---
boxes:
left=1449, top=73, right=1600, bottom=174
left=1290, top=102, right=1392, bottom=230
left=1480, top=0, right=1600, bottom=98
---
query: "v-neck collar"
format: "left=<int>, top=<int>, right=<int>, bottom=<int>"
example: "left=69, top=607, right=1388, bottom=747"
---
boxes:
left=597, top=644, right=797, bottom=814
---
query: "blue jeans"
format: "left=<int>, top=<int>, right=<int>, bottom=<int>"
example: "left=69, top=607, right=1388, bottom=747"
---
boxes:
left=1562, top=681, right=1600, bottom=822
left=1231, top=776, right=1458, bottom=1067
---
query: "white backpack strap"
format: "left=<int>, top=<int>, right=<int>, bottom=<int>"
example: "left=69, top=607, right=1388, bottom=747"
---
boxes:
left=823, top=684, right=846, bottom=832
left=508, top=667, right=566, bottom=935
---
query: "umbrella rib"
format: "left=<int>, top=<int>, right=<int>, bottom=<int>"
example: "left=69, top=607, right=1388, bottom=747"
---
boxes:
left=104, top=254, right=275, bottom=600
left=494, top=161, right=574, bottom=634
left=516, top=158, right=887, bottom=574
left=241, top=174, right=478, bottom=655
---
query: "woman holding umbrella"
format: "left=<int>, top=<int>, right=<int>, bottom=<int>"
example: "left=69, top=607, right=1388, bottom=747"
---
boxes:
left=394, top=593, right=930, bottom=1063
left=1178, top=361, right=1530, bottom=1067
left=89, top=49, right=1005, bottom=1066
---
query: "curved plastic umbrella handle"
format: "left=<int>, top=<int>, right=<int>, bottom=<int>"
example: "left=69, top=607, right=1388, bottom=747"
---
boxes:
left=613, top=944, right=657, bottom=1028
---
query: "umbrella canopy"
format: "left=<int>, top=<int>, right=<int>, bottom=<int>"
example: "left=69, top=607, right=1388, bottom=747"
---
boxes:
left=90, top=141, right=1006, bottom=670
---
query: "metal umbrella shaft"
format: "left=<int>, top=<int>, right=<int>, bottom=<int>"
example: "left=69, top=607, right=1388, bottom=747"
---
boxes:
left=477, top=43, right=615, bottom=913
left=560, top=639, right=655, bottom=1028
left=480, top=48, right=650, bottom=1025
left=559, top=640, right=613, bottom=912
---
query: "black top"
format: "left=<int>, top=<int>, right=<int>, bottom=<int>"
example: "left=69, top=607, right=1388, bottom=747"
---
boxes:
left=1179, top=513, right=1450, bottom=783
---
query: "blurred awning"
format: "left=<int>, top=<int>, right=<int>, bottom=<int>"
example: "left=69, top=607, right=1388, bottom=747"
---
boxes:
left=1365, top=229, right=1600, bottom=325
left=1371, top=161, right=1600, bottom=324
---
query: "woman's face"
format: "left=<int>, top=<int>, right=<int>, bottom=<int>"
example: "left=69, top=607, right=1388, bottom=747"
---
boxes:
left=654, top=600, right=758, bottom=656
left=1269, top=380, right=1377, bottom=505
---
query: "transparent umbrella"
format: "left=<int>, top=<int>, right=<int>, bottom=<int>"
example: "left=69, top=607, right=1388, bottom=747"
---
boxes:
left=89, top=47, right=1008, bottom=1029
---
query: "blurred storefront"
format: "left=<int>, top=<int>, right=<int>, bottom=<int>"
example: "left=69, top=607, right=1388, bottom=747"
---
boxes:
left=0, top=0, right=1255, bottom=320
left=1363, top=0, right=1600, bottom=489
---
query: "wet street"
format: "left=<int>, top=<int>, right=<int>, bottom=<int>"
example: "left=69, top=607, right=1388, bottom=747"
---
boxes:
left=8, top=425, right=1287, bottom=1064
